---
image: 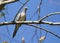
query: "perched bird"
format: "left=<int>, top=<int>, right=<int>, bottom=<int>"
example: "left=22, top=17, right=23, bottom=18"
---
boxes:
left=12, top=7, right=28, bottom=38
left=39, top=35, right=45, bottom=42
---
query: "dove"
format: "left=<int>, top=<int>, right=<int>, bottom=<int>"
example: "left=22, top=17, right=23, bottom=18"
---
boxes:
left=12, top=7, right=27, bottom=38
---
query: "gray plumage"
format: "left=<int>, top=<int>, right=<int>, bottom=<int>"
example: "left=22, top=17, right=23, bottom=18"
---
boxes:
left=12, top=7, right=27, bottom=38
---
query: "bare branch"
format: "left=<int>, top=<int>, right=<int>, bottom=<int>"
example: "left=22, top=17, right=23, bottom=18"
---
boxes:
left=39, top=12, right=60, bottom=21
left=0, top=21, right=39, bottom=26
left=0, top=0, right=18, bottom=5
left=0, top=20, right=60, bottom=26
left=0, top=21, right=60, bottom=39
left=39, top=0, right=42, bottom=5
left=26, top=24, right=60, bottom=39
left=41, top=21, right=60, bottom=25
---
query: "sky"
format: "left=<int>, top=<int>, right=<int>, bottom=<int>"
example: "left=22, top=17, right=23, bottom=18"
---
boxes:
left=0, top=0, right=60, bottom=43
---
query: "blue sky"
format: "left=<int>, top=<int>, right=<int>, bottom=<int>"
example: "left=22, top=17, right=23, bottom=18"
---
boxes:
left=0, top=0, right=60, bottom=43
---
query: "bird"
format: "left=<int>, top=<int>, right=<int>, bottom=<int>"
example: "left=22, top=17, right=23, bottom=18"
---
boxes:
left=12, top=7, right=28, bottom=38
left=39, top=35, right=45, bottom=42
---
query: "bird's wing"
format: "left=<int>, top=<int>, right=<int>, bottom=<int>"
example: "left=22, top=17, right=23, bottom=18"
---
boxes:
left=20, top=11, right=26, bottom=21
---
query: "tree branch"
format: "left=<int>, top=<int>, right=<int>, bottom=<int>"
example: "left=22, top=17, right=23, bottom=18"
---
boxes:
left=0, top=21, right=60, bottom=39
left=0, top=0, right=18, bottom=5
left=26, top=24, right=60, bottom=39
left=39, top=12, right=60, bottom=21
left=0, top=20, right=60, bottom=26
left=0, top=21, right=39, bottom=26
left=41, top=21, right=60, bottom=25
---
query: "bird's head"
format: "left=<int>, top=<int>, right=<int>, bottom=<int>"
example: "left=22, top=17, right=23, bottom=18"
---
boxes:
left=24, top=7, right=28, bottom=12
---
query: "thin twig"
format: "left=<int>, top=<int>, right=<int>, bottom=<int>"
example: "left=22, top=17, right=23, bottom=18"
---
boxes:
left=26, top=24, right=60, bottom=39
left=39, top=12, right=60, bottom=21
left=41, top=21, right=60, bottom=25
left=38, top=0, right=43, bottom=40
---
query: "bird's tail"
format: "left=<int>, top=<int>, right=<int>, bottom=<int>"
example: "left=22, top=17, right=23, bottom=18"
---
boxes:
left=12, top=28, right=18, bottom=38
left=12, top=24, right=21, bottom=38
